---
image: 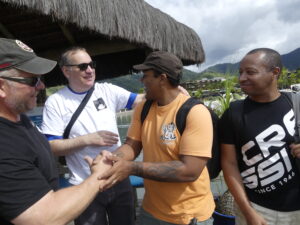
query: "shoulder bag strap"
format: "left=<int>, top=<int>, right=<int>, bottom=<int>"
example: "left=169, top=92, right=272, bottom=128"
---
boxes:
left=63, top=85, right=95, bottom=139
left=291, top=92, right=300, bottom=142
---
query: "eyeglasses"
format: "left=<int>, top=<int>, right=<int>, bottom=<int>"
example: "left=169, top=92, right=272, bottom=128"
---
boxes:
left=0, top=76, right=42, bottom=87
left=64, top=61, right=96, bottom=71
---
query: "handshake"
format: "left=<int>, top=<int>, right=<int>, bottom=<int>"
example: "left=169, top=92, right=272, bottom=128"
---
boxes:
left=85, top=150, right=133, bottom=192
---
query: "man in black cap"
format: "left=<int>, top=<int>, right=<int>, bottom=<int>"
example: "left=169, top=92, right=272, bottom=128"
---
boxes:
left=99, top=51, right=215, bottom=225
left=0, top=38, right=112, bottom=225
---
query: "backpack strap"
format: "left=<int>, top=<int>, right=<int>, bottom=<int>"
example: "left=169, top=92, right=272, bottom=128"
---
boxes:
left=141, top=100, right=153, bottom=124
left=140, top=97, right=221, bottom=179
left=291, top=93, right=300, bottom=142
left=176, top=97, right=201, bottom=135
left=281, top=91, right=300, bottom=141
left=140, top=97, right=202, bottom=134
left=176, top=97, right=221, bottom=179
left=227, top=99, right=244, bottom=149
left=290, top=92, right=300, bottom=172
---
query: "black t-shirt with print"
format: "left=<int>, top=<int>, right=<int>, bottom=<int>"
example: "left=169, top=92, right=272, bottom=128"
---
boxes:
left=0, top=114, right=59, bottom=224
left=219, top=95, right=300, bottom=211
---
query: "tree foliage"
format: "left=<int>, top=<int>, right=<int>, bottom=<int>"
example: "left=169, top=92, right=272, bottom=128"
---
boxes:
left=278, top=68, right=300, bottom=89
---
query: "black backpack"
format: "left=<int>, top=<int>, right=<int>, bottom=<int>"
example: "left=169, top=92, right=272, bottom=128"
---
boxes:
left=141, top=97, right=221, bottom=179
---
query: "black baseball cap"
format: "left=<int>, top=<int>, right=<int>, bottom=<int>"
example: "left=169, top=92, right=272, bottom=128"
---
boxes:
left=0, top=38, right=56, bottom=75
left=133, top=51, right=183, bottom=79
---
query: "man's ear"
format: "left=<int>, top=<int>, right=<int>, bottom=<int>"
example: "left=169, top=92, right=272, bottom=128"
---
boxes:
left=0, top=79, right=7, bottom=98
left=160, top=73, right=168, bottom=82
left=272, top=67, right=281, bottom=79
left=61, top=66, right=71, bottom=79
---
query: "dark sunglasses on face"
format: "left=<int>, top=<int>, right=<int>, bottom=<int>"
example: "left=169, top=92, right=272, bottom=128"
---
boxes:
left=0, top=76, right=42, bottom=87
left=65, top=61, right=96, bottom=71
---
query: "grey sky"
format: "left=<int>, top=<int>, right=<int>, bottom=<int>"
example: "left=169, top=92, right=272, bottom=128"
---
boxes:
left=145, top=0, right=300, bottom=71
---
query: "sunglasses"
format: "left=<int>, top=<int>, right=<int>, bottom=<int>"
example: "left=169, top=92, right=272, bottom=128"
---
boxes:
left=0, top=76, right=42, bottom=87
left=65, top=61, right=96, bottom=71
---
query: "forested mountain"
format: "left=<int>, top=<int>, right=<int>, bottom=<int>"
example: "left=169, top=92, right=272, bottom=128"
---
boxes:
left=99, top=47, right=300, bottom=92
left=202, top=47, right=300, bottom=74
left=100, top=69, right=203, bottom=92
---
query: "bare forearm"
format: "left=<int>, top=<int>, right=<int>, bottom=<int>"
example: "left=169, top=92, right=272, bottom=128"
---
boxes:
left=12, top=174, right=101, bottom=225
left=113, top=144, right=137, bottom=161
left=222, top=162, right=255, bottom=219
left=49, top=136, right=89, bottom=156
left=113, top=137, right=142, bottom=160
left=50, top=131, right=119, bottom=156
left=221, top=144, right=255, bottom=218
left=132, top=160, right=197, bottom=182
left=46, top=175, right=101, bottom=224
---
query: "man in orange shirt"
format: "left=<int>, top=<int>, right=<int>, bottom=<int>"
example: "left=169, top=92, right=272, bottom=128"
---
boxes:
left=100, top=51, right=215, bottom=225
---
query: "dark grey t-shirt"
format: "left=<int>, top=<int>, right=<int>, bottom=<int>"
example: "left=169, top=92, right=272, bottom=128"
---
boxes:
left=0, top=114, right=58, bottom=224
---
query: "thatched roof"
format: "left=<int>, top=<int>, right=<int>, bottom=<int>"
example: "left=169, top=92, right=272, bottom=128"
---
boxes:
left=0, top=0, right=205, bottom=87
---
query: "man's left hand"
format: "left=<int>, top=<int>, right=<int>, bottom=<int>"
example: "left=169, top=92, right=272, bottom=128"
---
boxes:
left=290, top=143, right=300, bottom=158
left=97, top=154, right=133, bottom=190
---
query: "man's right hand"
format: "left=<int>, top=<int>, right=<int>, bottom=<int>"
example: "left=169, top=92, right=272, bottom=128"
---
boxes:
left=84, top=131, right=119, bottom=147
left=246, top=212, right=268, bottom=225
left=85, top=150, right=113, bottom=179
left=97, top=154, right=134, bottom=190
left=243, top=207, right=268, bottom=225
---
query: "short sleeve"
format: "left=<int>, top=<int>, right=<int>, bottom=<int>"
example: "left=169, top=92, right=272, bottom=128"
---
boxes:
left=105, top=83, right=132, bottom=112
left=41, top=97, right=65, bottom=136
left=179, top=104, right=213, bottom=158
left=127, top=101, right=144, bottom=141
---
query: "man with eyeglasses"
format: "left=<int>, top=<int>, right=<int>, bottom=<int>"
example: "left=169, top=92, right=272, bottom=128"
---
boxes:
left=0, top=38, right=113, bottom=225
left=41, top=46, right=144, bottom=225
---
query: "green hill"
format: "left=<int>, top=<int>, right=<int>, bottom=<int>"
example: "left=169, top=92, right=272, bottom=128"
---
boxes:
left=100, top=69, right=213, bottom=92
left=202, top=47, right=300, bottom=74
left=47, top=69, right=228, bottom=94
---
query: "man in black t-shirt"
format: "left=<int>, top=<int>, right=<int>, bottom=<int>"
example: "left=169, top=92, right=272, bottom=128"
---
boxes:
left=0, top=38, right=112, bottom=225
left=219, top=48, right=300, bottom=225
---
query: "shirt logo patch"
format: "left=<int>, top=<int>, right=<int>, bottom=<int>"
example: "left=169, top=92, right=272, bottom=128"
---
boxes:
left=93, top=98, right=107, bottom=111
left=161, top=122, right=176, bottom=141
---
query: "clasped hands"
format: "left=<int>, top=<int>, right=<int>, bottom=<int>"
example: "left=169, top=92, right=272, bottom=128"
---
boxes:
left=85, top=150, right=132, bottom=192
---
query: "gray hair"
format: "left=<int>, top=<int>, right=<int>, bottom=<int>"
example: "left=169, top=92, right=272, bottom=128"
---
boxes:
left=0, top=68, right=19, bottom=77
left=58, top=46, right=87, bottom=68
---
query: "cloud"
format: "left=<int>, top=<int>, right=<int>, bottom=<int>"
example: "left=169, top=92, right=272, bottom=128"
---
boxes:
left=275, top=0, right=300, bottom=23
left=145, top=0, right=300, bottom=71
